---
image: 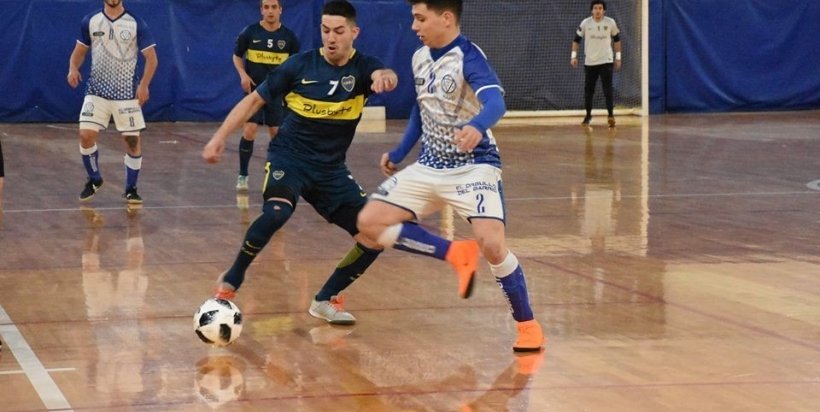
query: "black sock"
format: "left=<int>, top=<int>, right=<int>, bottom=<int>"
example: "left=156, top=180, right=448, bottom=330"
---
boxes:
left=238, top=137, right=253, bottom=176
left=315, top=243, right=381, bottom=301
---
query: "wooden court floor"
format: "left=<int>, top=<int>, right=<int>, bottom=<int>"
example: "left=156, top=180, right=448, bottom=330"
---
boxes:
left=1, top=111, right=819, bottom=411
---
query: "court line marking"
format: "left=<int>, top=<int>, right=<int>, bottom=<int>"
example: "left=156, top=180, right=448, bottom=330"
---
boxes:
left=0, top=367, right=76, bottom=375
left=1, top=190, right=818, bottom=215
left=0, top=304, right=73, bottom=411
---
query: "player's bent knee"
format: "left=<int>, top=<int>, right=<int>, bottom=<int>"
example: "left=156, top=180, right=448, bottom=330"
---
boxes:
left=79, top=130, right=98, bottom=145
left=356, top=208, right=379, bottom=237
left=263, top=185, right=296, bottom=205
left=476, top=237, right=507, bottom=263
left=249, top=200, right=293, bottom=242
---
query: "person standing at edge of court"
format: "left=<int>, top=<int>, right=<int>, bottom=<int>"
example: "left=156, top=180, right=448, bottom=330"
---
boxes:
left=233, top=0, right=300, bottom=192
left=67, top=0, right=157, bottom=204
left=572, top=0, right=621, bottom=127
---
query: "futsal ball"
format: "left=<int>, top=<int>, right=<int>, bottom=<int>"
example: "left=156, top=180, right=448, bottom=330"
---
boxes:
left=194, top=298, right=243, bottom=347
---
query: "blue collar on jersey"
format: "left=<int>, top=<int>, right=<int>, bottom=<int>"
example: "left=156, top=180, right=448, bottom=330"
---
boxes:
left=429, top=34, right=467, bottom=61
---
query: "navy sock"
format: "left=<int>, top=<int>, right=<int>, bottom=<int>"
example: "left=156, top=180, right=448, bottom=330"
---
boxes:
left=223, top=200, right=292, bottom=289
left=315, top=243, right=381, bottom=301
left=238, top=137, right=253, bottom=176
left=393, top=222, right=450, bottom=260
left=124, top=154, right=141, bottom=189
left=496, top=266, right=534, bottom=322
left=82, top=149, right=102, bottom=181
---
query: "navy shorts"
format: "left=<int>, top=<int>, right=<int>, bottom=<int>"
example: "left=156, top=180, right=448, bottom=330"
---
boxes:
left=261, top=153, right=368, bottom=236
left=249, top=94, right=285, bottom=127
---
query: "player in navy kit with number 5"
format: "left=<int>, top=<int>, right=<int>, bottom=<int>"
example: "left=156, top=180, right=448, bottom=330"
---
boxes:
left=202, top=0, right=400, bottom=324
left=232, top=0, right=300, bottom=191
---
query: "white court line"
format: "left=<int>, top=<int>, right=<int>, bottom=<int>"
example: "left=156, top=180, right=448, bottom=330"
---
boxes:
left=2, top=203, right=243, bottom=214
left=0, top=367, right=76, bottom=375
left=507, top=190, right=820, bottom=202
left=44, top=125, right=76, bottom=131
left=0, top=305, right=73, bottom=411
left=1, top=190, right=818, bottom=215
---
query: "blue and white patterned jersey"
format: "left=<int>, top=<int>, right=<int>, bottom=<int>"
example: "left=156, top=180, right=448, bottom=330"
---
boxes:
left=78, top=10, right=156, bottom=100
left=412, top=35, right=502, bottom=169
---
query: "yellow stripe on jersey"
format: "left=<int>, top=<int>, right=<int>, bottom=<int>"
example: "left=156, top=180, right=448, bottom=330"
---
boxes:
left=247, top=50, right=290, bottom=65
left=285, top=93, right=364, bottom=121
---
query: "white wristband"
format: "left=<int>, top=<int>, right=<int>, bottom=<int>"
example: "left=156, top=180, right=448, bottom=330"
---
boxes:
left=615, top=52, right=622, bottom=60
left=571, top=51, right=577, bottom=59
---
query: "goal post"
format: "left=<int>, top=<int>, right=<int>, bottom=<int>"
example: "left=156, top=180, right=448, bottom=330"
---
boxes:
left=461, top=0, right=648, bottom=118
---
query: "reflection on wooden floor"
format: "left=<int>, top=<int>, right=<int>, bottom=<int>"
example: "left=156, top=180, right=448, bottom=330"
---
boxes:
left=1, top=111, right=820, bottom=411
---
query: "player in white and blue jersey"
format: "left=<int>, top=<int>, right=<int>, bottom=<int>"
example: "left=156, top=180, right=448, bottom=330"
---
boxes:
left=202, top=0, right=399, bottom=325
left=67, top=0, right=157, bottom=204
left=357, top=0, right=545, bottom=353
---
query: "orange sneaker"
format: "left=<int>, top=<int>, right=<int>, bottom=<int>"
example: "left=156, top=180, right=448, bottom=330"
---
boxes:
left=607, top=116, right=616, bottom=128
left=513, top=320, right=545, bottom=352
left=213, top=272, right=237, bottom=300
left=445, top=240, right=480, bottom=298
left=214, top=286, right=236, bottom=300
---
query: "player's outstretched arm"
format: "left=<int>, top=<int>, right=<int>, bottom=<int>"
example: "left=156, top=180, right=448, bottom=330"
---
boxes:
left=371, top=69, right=398, bottom=93
left=202, top=92, right=267, bottom=163
left=67, top=42, right=89, bottom=88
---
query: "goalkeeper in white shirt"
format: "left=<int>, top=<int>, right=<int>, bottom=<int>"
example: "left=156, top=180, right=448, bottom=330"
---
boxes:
left=571, top=0, right=622, bottom=127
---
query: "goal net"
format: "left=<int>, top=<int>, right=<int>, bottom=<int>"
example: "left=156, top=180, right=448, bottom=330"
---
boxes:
left=462, top=0, right=646, bottom=117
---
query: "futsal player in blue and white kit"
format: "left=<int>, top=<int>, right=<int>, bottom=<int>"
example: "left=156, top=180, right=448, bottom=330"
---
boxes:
left=357, top=0, right=545, bottom=352
left=202, top=1, right=406, bottom=325
left=67, top=0, right=157, bottom=204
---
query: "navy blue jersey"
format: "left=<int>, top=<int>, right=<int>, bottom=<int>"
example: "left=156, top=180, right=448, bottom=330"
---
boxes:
left=234, top=23, right=300, bottom=84
left=257, top=49, right=384, bottom=166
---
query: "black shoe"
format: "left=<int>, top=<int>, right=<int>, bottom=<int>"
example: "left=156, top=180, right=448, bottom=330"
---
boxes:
left=123, top=187, right=143, bottom=204
left=581, top=115, right=592, bottom=125
left=80, top=178, right=104, bottom=201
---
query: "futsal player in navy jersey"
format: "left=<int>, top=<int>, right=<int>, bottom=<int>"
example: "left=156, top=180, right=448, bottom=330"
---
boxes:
left=67, top=0, right=157, bottom=204
left=232, top=0, right=300, bottom=191
left=203, top=0, right=412, bottom=324
left=357, top=0, right=545, bottom=352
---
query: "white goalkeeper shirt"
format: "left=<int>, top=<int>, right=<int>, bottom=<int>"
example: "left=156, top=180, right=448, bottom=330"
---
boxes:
left=78, top=9, right=156, bottom=100
left=576, top=16, right=620, bottom=66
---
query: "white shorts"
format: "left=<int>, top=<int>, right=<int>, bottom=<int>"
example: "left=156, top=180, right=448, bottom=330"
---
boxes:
left=79, top=95, right=145, bottom=135
left=371, top=163, right=506, bottom=222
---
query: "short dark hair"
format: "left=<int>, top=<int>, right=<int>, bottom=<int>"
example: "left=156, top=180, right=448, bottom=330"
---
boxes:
left=408, top=0, right=463, bottom=21
left=323, top=0, right=357, bottom=23
left=591, top=1, right=606, bottom=11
